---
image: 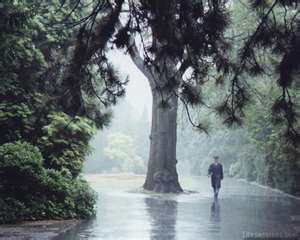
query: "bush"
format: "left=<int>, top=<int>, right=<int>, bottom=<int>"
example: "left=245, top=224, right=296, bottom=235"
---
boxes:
left=0, top=142, right=97, bottom=224
left=0, top=198, right=26, bottom=224
left=0, top=102, right=34, bottom=143
left=229, top=160, right=241, bottom=177
left=0, top=141, right=44, bottom=195
left=38, top=112, right=96, bottom=177
left=38, top=170, right=97, bottom=220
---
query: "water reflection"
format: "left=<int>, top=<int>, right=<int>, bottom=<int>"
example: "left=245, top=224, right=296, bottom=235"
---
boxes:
left=144, top=198, right=177, bottom=240
left=53, top=176, right=300, bottom=240
left=210, top=199, right=221, bottom=223
left=208, top=197, right=221, bottom=237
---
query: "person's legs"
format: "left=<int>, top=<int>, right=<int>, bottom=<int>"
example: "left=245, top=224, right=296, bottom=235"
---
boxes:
left=214, top=189, right=218, bottom=200
left=211, top=177, right=216, bottom=194
left=213, top=184, right=218, bottom=199
left=212, top=177, right=221, bottom=199
left=215, top=187, right=219, bottom=198
left=215, top=178, right=221, bottom=198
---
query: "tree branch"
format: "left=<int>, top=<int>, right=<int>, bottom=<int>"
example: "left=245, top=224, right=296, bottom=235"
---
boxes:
left=127, top=36, right=156, bottom=90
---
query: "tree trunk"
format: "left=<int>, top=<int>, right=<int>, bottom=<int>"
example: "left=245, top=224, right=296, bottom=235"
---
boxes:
left=127, top=41, right=182, bottom=193
left=143, top=89, right=183, bottom=193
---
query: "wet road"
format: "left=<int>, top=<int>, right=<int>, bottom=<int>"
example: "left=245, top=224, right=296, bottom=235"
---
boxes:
left=55, top=175, right=300, bottom=240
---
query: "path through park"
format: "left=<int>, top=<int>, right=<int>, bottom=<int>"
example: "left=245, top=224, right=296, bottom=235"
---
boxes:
left=55, top=175, right=300, bottom=240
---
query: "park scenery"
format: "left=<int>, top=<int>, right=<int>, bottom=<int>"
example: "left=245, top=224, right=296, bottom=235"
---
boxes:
left=0, top=0, right=299, bottom=239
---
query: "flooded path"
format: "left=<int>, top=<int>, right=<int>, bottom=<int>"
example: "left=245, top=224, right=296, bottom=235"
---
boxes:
left=55, top=174, right=300, bottom=240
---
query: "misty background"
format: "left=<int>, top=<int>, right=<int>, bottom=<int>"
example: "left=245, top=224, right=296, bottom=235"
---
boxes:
left=83, top=49, right=243, bottom=177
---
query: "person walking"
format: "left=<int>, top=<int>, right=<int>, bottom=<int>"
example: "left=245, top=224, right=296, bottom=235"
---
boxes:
left=208, top=156, right=223, bottom=199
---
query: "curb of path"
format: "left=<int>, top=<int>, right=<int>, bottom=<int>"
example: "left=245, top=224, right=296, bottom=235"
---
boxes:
left=236, top=178, right=300, bottom=201
left=0, top=219, right=83, bottom=240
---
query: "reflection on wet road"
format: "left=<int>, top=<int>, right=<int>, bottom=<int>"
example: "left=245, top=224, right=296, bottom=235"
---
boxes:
left=55, top=175, right=300, bottom=240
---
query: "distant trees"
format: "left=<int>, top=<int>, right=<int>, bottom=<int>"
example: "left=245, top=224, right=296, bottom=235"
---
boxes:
left=177, top=76, right=300, bottom=196
left=176, top=0, right=300, bottom=196
left=225, top=0, right=299, bottom=143
left=227, top=0, right=300, bottom=194
left=104, top=132, right=145, bottom=173
left=84, top=100, right=150, bottom=174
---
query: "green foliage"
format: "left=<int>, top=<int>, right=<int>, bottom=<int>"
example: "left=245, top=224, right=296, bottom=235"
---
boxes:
left=0, top=198, right=26, bottom=224
left=175, top=0, right=300, bottom=196
left=84, top=101, right=150, bottom=174
left=104, top=132, right=145, bottom=174
left=225, top=0, right=300, bottom=141
left=0, top=142, right=96, bottom=223
left=243, top=83, right=300, bottom=193
left=38, top=170, right=96, bottom=220
left=178, top=68, right=299, bottom=195
left=0, top=142, right=44, bottom=190
left=0, top=101, right=34, bottom=143
left=229, top=161, right=241, bottom=178
left=38, top=112, right=96, bottom=177
left=0, top=0, right=100, bottom=223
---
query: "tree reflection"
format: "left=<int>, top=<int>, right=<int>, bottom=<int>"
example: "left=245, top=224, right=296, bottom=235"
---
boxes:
left=144, top=198, right=177, bottom=240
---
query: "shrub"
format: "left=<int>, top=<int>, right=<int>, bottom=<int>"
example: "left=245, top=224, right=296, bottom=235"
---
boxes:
left=0, top=141, right=97, bottom=224
left=0, top=141, right=44, bottom=196
left=0, top=198, right=26, bottom=224
left=38, top=112, right=96, bottom=177
left=229, top=160, right=241, bottom=177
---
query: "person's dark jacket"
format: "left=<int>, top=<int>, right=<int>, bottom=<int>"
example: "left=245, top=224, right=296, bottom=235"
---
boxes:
left=208, top=163, right=223, bottom=189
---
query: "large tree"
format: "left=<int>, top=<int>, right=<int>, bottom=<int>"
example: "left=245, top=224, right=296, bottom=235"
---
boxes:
left=60, top=0, right=230, bottom=192
left=59, top=0, right=299, bottom=193
left=119, top=0, right=231, bottom=192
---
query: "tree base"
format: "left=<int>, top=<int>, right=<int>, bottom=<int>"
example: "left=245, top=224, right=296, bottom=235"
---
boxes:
left=144, top=169, right=183, bottom=193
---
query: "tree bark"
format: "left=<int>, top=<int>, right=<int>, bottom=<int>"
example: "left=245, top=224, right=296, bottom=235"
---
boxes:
left=143, top=89, right=183, bottom=193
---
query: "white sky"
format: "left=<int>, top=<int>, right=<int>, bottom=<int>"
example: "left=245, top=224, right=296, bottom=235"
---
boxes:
left=107, top=50, right=152, bottom=118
